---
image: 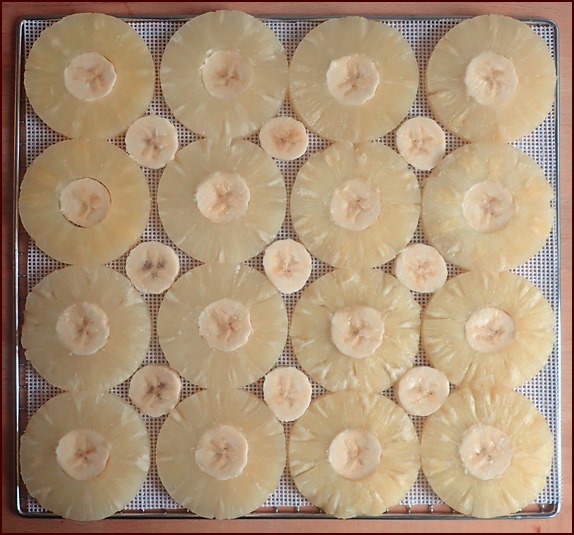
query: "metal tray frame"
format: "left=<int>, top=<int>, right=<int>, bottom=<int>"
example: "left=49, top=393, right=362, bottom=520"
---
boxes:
left=12, top=14, right=561, bottom=520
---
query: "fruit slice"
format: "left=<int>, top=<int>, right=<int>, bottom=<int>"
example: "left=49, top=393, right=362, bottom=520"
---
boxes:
left=157, top=263, right=288, bottom=389
left=422, top=271, right=554, bottom=389
left=22, top=266, right=151, bottom=392
left=263, top=239, right=312, bottom=294
left=158, top=138, right=286, bottom=263
left=427, top=14, right=556, bottom=142
left=291, top=142, right=420, bottom=268
left=422, top=142, right=554, bottom=271
left=125, top=242, right=180, bottom=294
left=161, top=10, right=287, bottom=139
left=125, top=115, right=179, bottom=169
left=393, top=243, right=447, bottom=293
left=289, top=390, right=420, bottom=519
left=129, top=364, right=182, bottom=417
left=156, top=388, right=285, bottom=519
left=259, top=117, right=309, bottom=160
left=19, top=139, right=150, bottom=265
left=290, top=269, right=420, bottom=393
left=20, top=391, right=149, bottom=521
left=395, top=117, right=446, bottom=171
left=24, top=13, right=154, bottom=139
left=263, top=367, right=312, bottom=422
left=396, top=366, right=449, bottom=416
left=290, top=16, right=418, bottom=142
left=421, top=388, right=553, bottom=518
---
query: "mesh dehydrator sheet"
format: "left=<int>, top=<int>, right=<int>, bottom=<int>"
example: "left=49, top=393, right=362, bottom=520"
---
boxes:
left=17, top=16, right=560, bottom=517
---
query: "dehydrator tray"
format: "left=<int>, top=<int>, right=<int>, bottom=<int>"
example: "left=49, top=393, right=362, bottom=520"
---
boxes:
left=13, top=14, right=561, bottom=520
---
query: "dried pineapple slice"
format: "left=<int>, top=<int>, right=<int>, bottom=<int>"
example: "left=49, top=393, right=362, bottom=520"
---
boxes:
left=24, top=13, right=154, bottom=139
left=22, top=266, right=151, bottom=392
left=427, top=14, right=556, bottom=142
left=291, top=142, right=420, bottom=269
left=422, top=271, right=554, bottom=389
left=422, top=142, right=554, bottom=271
left=290, top=269, right=420, bottom=392
left=161, top=10, right=287, bottom=139
left=421, top=388, right=553, bottom=518
left=156, top=388, right=285, bottom=519
left=289, top=17, right=418, bottom=142
left=20, top=392, right=149, bottom=521
left=289, top=390, right=420, bottom=519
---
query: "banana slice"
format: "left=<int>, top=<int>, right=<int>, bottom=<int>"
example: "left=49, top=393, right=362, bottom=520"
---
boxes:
left=393, top=243, right=448, bottom=294
left=263, top=239, right=312, bottom=294
left=129, top=364, right=182, bottom=417
left=198, top=298, right=253, bottom=352
left=326, top=54, right=380, bottom=105
left=263, top=367, right=312, bottom=422
left=259, top=117, right=309, bottom=160
left=125, top=115, right=178, bottom=169
left=396, top=117, right=446, bottom=171
left=465, top=306, right=516, bottom=353
left=396, top=366, right=450, bottom=417
left=125, top=242, right=180, bottom=294
left=330, top=178, right=381, bottom=231
left=56, top=302, right=110, bottom=356
left=465, top=52, right=518, bottom=107
left=328, top=429, right=382, bottom=480
left=59, top=177, right=111, bottom=228
left=462, top=180, right=515, bottom=233
left=330, top=305, right=384, bottom=359
left=64, top=52, right=117, bottom=102
left=55, top=428, right=111, bottom=481
left=195, top=424, right=249, bottom=480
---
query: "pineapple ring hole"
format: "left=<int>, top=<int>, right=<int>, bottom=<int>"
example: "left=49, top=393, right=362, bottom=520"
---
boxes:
left=64, top=52, right=117, bottom=102
left=195, top=171, right=251, bottom=224
left=459, top=424, right=513, bottom=480
left=195, top=424, right=249, bottom=480
left=331, top=305, right=384, bottom=358
left=464, top=52, right=518, bottom=107
left=465, top=306, right=516, bottom=354
left=201, top=49, right=254, bottom=100
left=328, top=429, right=382, bottom=481
left=326, top=54, right=380, bottom=105
left=198, top=298, right=253, bottom=352
left=56, top=429, right=111, bottom=481
left=330, top=178, right=381, bottom=231
left=60, top=178, right=111, bottom=228
left=56, top=302, right=110, bottom=356
left=462, top=180, right=515, bottom=233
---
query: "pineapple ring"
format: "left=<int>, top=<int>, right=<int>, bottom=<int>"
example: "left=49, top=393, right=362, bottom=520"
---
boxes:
left=427, top=14, right=556, bottom=142
left=156, top=388, right=286, bottom=519
left=290, top=16, right=418, bottom=142
left=158, top=138, right=286, bottom=264
left=291, top=141, right=420, bottom=269
left=22, top=266, right=151, bottom=392
left=20, top=392, right=150, bottom=521
left=161, top=10, right=287, bottom=139
left=289, top=391, right=420, bottom=519
left=421, top=388, right=553, bottom=518
left=157, top=263, right=288, bottom=389
left=421, top=142, right=554, bottom=271
left=19, top=139, right=150, bottom=265
left=24, top=13, right=154, bottom=139
left=422, top=271, right=555, bottom=389
left=290, top=269, right=420, bottom=393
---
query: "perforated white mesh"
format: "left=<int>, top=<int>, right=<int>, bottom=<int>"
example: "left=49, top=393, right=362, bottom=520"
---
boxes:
left=18, top=16, right=560, bottom=517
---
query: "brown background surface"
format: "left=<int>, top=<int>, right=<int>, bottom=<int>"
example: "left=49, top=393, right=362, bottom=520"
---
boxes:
left=2, top=2, right=571, bottom=533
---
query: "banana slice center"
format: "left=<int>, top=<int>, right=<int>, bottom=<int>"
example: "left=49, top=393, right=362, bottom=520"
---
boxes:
left=465, top=306, right=516, bottom=353
left=201, top=49, right=254, bottom=100
left=195, top=171, right=250, bottom=224
left=198, top=298, right=253, bottom=352
left=328, top=429, right=382, bottom=480
left=60, top=178, right=111, bottom=228
left=326, top=54, right=380, bottom=105
left=462, top=180, right=515, bottom=233
left=56, top=302, right=110, bottom=356
left=330, top=178, right=381, bottom=231
left=459, top=424, right=513, bottom=480
left=56, top=429, right=111, bottom=481
left=465, top=52, right=518, bottom=106
left=331, top=305, right=384, bottom=358
left=195, top=424, right=249, bottom=480
left=64, top=52, right=117, bottom=102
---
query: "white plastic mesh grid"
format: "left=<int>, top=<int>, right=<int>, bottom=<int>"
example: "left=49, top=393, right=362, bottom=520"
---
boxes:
left=17, top=15, right=560, bottom=516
